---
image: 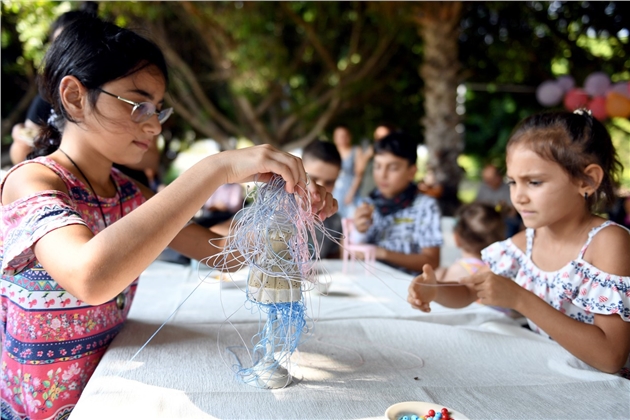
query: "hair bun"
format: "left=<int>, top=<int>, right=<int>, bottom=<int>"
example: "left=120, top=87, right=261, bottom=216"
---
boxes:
left=79, top=1, right=99, bottom=17
left=573, top=108, right=592, bottom=117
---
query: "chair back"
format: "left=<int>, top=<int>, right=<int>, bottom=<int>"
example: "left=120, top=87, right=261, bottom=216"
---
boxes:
left=340, top=217, right=377, bottom=273
left=341, top=217, right=354, bottom=246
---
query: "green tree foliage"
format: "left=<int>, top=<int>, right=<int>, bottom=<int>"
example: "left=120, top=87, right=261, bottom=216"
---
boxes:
left=99, top=1, right=417, bottom=150
left=2, top=1, right=627, bottom=170
left=1, top=1, right=71, bottom=149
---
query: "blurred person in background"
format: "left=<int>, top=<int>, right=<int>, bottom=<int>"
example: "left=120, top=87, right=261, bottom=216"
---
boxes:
left=332, top=125, right=364, bottom=218
left=302, top=139, right=343, bottom=259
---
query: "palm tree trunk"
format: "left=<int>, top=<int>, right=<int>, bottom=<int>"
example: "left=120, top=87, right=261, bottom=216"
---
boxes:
left=415, top=2, right=464, bottom=216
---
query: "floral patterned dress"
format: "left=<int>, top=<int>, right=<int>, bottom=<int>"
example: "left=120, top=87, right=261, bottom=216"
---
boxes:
left=1, top=157, right=145, bottom=419
left=481, top=220, right=630, bottom=376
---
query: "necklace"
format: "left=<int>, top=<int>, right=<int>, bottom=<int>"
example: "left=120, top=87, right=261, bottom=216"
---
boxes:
left=58, top=149, right=124, bottom=227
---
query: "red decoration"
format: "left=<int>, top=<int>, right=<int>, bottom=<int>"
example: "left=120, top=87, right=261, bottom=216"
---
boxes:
left=563, top=89, right=589, bottom=111
left=587, top=96, right=608, bottom=121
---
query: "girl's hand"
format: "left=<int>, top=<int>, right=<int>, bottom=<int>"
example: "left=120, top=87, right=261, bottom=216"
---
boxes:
left=219, top=145, right=307, bottom=193
left=216, top=145, right=337, bottom=220
left=460, top=268, right=523, bottom=309
left=407, top=264, right=438, bottom=312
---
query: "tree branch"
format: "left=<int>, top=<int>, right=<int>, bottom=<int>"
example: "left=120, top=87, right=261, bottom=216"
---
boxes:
left=155, top=30, right=242, bottom=136
left=348, top=2, right=364, bottom=59
left=281, top=3, right=338, bottom=73
left=282, top=92, right=341, bottom=151
left=233, top=95, right=275, bottom=146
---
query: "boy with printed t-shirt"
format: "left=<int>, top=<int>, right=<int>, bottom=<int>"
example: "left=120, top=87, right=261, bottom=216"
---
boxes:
left=351, top=132, right=442, bottom=274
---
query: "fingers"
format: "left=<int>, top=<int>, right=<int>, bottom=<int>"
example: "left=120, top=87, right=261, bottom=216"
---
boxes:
left=314, top=191, right=338, bottom=220
left=459, top=272, right=486, bottom=285
left=257, top=145, right=306, bottom=194
left=354, top=203, right=373, bottom=218
left=422, top=264, right=434, bottom=279
left=354, top=216, right=371, bottom=232
left=282, top=151, right=306, bottom=194
left=318, top=194, right=338, bottom=220
left=265, top=146, right=308, bottom=193
left=408, top=270, right=435, bottom=313
left=407, top=295, right=431, bottom=312
left=223, top=145, right=337, bottom=219
left=305, top=181, right=323, bottom=207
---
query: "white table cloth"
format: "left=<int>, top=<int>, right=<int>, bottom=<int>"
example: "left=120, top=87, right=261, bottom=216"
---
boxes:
left=70, top=259, right=630, bottom=419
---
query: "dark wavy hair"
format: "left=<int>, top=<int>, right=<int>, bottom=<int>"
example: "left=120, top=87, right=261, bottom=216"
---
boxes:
left=30, top=16, right=168, bottom=158
left=506, top=110, right=623, bottom=213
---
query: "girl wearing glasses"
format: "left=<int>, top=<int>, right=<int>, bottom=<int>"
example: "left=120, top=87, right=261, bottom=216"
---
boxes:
left=0, top=16, right=336, bottom=420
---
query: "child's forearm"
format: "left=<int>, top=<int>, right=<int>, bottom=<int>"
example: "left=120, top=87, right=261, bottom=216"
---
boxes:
left=435, top=284, right=477, bottom=309
left=516, top=292, right=630, bottom=373
left=377, top=247, right=439, bottom=272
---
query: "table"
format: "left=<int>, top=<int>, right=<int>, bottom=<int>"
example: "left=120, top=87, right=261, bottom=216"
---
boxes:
left=70, top=259, right=630, bottom=419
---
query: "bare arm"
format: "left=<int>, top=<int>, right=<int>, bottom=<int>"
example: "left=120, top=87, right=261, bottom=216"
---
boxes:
left=463, top=226, right=630, bottom=373
left=408, top=264, right=477, bottom=312
left=377, top=246, right=440, bottom=273
left=4, top=145, right=334, bottom=306
left=10, top=120, right=40, bottom=164
left=515, top=291, right=630, bottom=373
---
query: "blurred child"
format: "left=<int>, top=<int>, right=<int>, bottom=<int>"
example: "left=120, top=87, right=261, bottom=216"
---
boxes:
left=302, top=139, right=343, bottom=258
left=352, top=132, right=442, bottom=274
left=434, top=203, right=519, bottom=316
left=433, top=202, right=504, bottom=282
left=409, top=110, right=630, bottom=376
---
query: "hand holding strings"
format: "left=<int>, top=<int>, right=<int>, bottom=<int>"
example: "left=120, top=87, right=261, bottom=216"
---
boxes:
left=459, top=267, right=522, bottom=309
left=219, top=145, right=337, bottom=220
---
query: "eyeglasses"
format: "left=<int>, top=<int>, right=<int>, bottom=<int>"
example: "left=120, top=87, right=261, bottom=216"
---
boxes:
left=98, top=88, right=173, bottom=124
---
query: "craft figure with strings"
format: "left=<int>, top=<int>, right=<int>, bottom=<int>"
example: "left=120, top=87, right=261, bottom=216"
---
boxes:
left=212, top=175, right=334, bottom=388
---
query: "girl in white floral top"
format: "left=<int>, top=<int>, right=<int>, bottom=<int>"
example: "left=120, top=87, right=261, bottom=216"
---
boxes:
left=408, top=110, right=630, bottom=377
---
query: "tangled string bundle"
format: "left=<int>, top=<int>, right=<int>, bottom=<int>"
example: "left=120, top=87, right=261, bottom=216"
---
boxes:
left=207, top=174, right=335, bottom=388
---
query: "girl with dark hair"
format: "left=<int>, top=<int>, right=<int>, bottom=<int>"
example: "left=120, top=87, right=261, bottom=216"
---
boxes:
left=409, top=110, right=630, bottom=377
left=0, top=17, right=335, bottom=419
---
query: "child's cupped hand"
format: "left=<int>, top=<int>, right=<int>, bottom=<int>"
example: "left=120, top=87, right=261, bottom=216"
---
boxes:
left=460, top=268, right=522, bottom=309
left=407, top=264, right=438, bottom=312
